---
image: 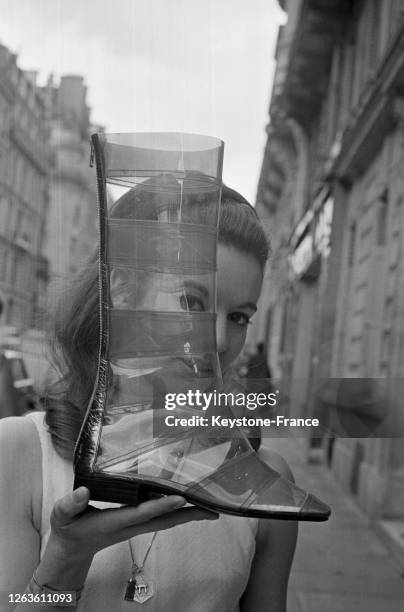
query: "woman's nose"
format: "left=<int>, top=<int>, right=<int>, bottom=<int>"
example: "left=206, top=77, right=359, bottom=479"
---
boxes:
left=216, top=314, right=229, bottom=356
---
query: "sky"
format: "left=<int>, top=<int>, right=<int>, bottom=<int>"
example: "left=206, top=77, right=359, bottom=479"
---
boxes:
left=0, top=0, right=286, bottom=203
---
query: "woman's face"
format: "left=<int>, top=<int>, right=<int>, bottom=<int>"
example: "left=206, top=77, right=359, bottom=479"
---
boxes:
left=216, top=244, right=262, bottom=372
left=111, top=244, right=263, bottom=375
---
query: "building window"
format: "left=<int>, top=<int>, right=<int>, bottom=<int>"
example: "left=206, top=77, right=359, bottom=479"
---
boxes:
left=14, top=208, right=23, bottom=240
left=9, top=251, right=17, bottom=286
left=13, top=155, right=23, bottom=193
left=376, top=197, right=388, bottom=247
left=1, top=246, right=8, bottom=281
left=0, top=196, right=10, bottom=230
left=6, top=298, right=13, bottom=324
left=348, top=222, right=356, bottom=267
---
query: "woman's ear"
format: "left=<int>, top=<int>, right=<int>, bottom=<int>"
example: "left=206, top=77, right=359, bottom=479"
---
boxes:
left=110, top=268, right=134, bottom=308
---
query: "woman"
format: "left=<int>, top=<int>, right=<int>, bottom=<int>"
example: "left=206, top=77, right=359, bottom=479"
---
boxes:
left=0, top=186, right=297, bottom=611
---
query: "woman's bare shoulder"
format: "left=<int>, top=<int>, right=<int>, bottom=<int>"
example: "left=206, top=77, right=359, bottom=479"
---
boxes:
left=0, top=415, right=42, bottom=525
left=0, top=415, right=40, bottom=455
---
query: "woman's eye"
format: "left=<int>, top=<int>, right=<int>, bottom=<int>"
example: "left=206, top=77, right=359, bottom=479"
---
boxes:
left=180, top=293, right=205, bottom=312
left=229, top=312, right=251, bottom=327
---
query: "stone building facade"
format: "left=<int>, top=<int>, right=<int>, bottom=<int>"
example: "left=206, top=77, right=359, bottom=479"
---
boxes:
left=0, top=47, right=99, bottom=389
left=0, top=55, right=98, bottom=329
left=255, top=0, right=404, bottom=532
left=0, top=44, right=50, bottom=329
left=41, top=75, right=98, bottom=305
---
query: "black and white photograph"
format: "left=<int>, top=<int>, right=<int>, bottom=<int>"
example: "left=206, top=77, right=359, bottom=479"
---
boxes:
left=1, top=1, right=404, bottom=611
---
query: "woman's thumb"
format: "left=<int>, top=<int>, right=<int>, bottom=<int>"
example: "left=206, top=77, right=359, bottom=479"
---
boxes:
left=52, top=487, right=90, bottom=526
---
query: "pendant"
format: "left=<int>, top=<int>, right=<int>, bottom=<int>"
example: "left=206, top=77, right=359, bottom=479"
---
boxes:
left=124, top=568, right=155, bottom=603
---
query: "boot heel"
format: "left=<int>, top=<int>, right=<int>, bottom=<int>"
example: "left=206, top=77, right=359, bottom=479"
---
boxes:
left=74, top=473, right=151, bottom=506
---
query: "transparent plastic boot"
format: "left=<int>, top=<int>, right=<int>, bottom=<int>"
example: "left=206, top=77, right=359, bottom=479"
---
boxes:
left=74, top=132, right=330, bottom=521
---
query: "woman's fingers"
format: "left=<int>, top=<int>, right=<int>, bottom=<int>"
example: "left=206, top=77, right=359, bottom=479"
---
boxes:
left=51, top=487, right=91, bottom=527
left=120, top=506, right=219, bottom=538
left=119, top=495, right=188, bottom=525
left=77, top=495, right=218, bottom=538
left=87, top=495, right=187, bottom=533
left=50, top=491, right=219, bottom=555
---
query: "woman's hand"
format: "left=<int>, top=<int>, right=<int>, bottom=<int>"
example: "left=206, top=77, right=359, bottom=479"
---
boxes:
left=0, top=417, right=218, bottom=610
left=36, top=487, right=217, bottom=591
left=51, top=486, right=215, bottom=554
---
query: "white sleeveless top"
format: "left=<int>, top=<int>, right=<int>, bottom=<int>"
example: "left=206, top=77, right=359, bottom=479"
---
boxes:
left=27, top=411, right=258, bottom=612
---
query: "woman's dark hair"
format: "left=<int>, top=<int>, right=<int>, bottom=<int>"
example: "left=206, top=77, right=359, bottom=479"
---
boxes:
left=44, top=184, right=269, bottom=459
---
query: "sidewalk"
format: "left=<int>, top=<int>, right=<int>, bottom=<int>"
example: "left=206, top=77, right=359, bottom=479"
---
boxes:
left=262, top=436, right=404, bottom=612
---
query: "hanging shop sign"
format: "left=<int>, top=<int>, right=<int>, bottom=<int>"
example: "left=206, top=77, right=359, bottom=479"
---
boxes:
left=289, top=192, right=334, bottom=280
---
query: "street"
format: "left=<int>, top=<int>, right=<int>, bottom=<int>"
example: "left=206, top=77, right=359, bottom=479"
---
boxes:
left=263, top=436, right=404, bottom=612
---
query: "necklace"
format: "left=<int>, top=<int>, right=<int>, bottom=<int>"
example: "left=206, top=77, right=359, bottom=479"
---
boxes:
left=124, top=533, right=157, bottom=603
